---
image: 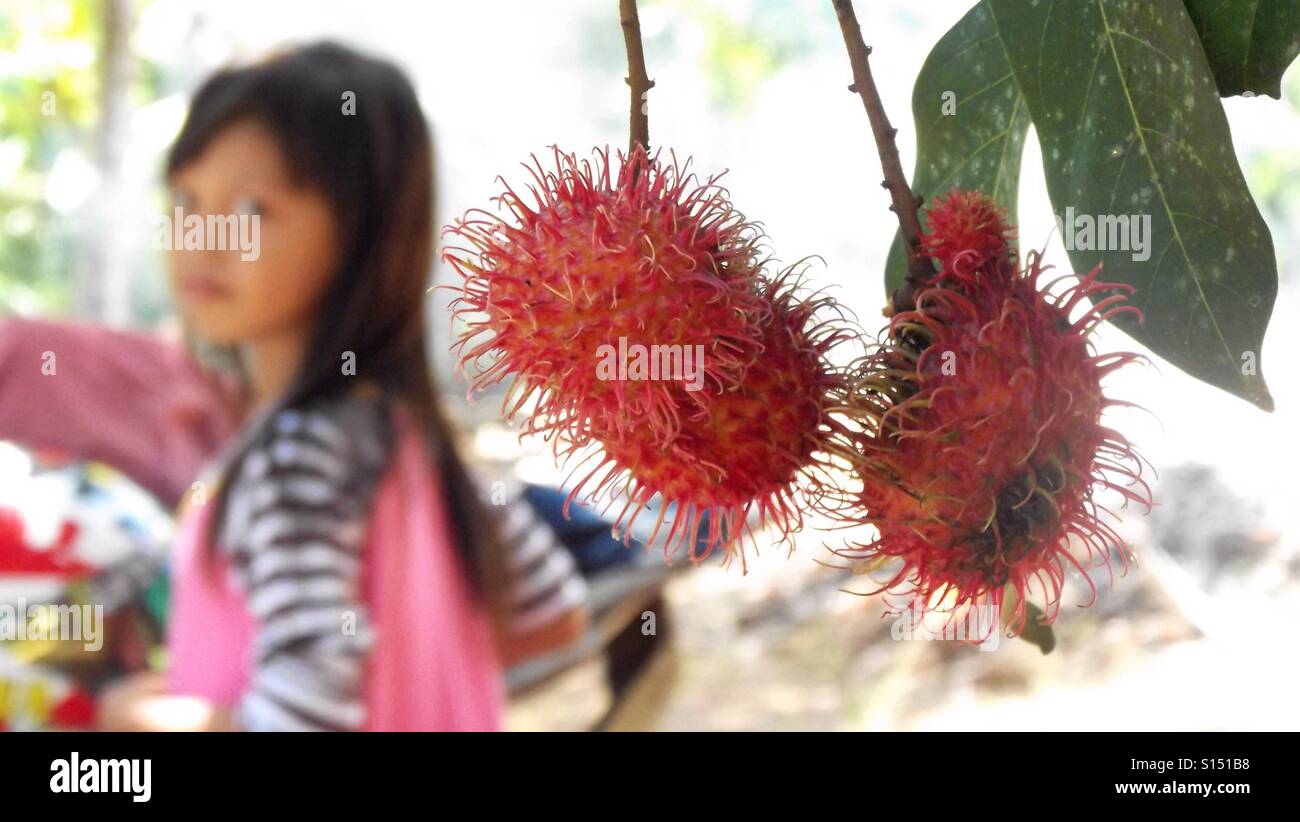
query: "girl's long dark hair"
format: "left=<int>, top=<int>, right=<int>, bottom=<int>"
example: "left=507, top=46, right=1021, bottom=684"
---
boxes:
left=166, top=42, right=511, bottom=635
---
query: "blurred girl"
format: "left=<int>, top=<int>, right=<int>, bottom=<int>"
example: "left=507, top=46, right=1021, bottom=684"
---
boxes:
left=96, top=42, right=531, bottom=731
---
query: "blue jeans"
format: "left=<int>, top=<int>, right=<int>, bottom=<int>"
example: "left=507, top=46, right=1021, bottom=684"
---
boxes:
left=521, top=484, right=634, bottom=575
left=521, top=485, right=713, bottom=574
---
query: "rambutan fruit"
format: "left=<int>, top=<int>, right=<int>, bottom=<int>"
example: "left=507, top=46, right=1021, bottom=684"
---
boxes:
left=563, top=270, right=854, bottom=567
left=442, top=145, right=770, bottom=449
left=918, top=187, right=1016, bottom=286
left=831, top=192, right=1151, bottom=639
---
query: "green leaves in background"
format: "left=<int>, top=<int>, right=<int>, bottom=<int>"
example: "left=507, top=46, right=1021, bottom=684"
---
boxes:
left=884, top=2, right=1030, bottom=295
left=1184, top=0, right=1300, bottom=98
left=893, top=0, right=1288, bottom=410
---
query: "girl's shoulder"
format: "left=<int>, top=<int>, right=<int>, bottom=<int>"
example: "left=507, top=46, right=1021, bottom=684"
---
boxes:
left=217, top=390, right=396, bottom=553
left=257, top=390, right=395, bottom=490
left=277, top=389, right=392, bottom=457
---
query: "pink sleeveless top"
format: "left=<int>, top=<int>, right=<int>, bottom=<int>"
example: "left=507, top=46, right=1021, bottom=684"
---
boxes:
left=166, top=414, right=504, bottom=731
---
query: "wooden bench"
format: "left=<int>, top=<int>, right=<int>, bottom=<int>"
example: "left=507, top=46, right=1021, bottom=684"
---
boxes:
left=505, top=557, right=681, bottom=730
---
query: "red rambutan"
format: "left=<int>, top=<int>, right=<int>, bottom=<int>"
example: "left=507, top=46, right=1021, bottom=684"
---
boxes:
left=563, top=270, right=854, bottom=567
left=918, top=187, right=1016, bottom=286
left=831, top=191, right=1151, bottom=639
left=442, top=145, right=770, bottom=449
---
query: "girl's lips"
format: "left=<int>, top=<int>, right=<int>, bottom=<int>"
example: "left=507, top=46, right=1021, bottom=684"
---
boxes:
left=178, top=275, right=234, bottom=301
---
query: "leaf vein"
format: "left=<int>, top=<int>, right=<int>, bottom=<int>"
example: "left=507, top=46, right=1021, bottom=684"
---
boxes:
left=1095, top=0, right=1237, bottom=386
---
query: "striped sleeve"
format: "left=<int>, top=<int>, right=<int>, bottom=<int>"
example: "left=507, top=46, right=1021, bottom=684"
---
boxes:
left=478, top=479, right=588, bottom=635
left=219, top=397, right=391, bottom=732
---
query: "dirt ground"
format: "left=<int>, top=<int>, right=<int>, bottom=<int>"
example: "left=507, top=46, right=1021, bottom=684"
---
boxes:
left=507, top=520, right=1300, bottom=731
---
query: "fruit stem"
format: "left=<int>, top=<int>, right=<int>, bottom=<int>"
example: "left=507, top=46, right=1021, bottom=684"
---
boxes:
left=620, top=0, right=655, bottom=160
left=830, top=0, right=934, bottom=312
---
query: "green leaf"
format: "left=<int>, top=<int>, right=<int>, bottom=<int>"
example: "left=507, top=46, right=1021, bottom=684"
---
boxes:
left=1017, top=603, right=1057, bottom=655
left=1001, top=587, right=1056, bottom=653
left=1184, top=0, right=1300, bottom=98
left=988, top=0, right=1277, bottom=411
left=885, top=1, right=1031, bottom=296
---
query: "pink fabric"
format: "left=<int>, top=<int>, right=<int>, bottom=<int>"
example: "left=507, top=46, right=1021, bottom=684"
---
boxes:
left=165, top=497, right=257, bottom=707
left=166, top=412, right=505, bottom=731
left=0, top=318, right=237, bottom=507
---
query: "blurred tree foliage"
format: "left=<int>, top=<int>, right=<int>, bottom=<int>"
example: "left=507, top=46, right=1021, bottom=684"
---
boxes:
left=1247, top=73, right=1300, bottom=282
left=684, top=0, right=822, bottom=113
left=580, top=0, right=825, bottom=117
left=0, top=0, right=160, bottom=317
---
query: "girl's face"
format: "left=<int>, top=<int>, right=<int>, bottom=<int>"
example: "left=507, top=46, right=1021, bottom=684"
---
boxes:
left=166, top=119, right=339, bottom=346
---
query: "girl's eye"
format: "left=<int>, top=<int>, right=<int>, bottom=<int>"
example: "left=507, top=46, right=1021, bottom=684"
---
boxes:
left=171, top=189, right=194, bottom=211
left=232, top=196, right=264, bottom=217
